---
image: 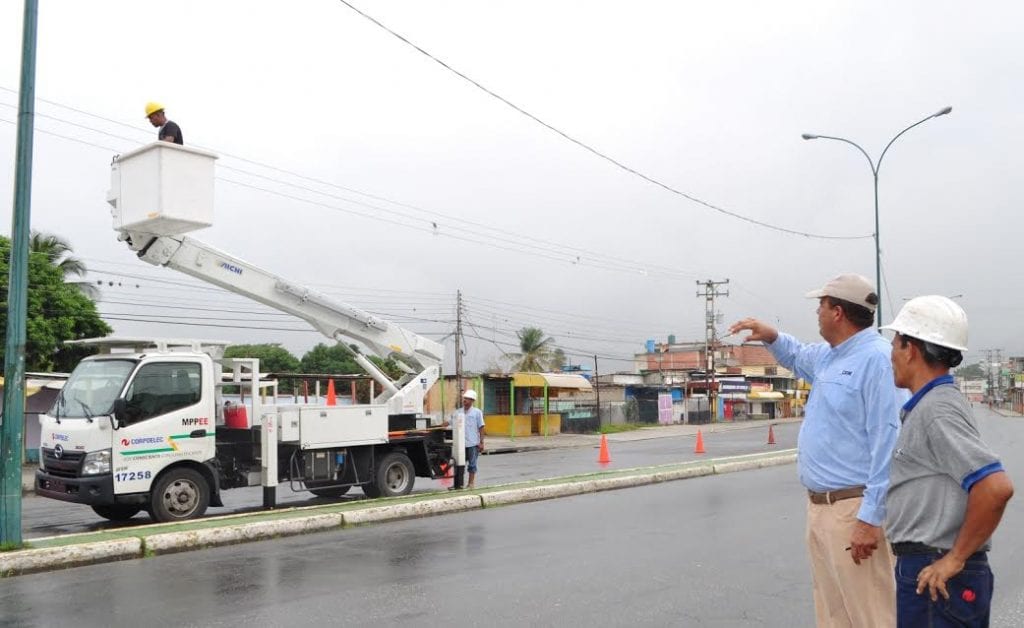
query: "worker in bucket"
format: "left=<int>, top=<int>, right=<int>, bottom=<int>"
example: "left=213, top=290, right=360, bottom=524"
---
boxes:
left=145, top=102, right=183, bottom=145
left=882, top=295, right=1013, bottom=626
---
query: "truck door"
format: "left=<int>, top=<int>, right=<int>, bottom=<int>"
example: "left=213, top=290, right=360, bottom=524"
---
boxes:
left=113, top=360, right=214, bottom=494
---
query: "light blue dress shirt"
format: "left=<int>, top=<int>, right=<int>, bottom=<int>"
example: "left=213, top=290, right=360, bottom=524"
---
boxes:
left=769, top=327, right=904, bottom=526
left=457, top=407, right=485, bottom=447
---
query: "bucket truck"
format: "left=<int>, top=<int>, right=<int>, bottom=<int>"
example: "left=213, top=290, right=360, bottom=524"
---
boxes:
left=34, top=142, right=457, bottom=523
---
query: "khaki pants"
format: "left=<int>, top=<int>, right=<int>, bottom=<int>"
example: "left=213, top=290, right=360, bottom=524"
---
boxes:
left=806, top=497, right=896, bottom=628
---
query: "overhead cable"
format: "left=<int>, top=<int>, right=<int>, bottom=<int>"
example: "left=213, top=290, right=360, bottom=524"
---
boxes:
left=334, top=1, right=872, bottom=241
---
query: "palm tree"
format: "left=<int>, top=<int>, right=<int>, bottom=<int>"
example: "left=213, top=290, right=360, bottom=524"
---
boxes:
left=510, top=327, right=557, bottom=372
left=29, top=231, right=97, bottom=298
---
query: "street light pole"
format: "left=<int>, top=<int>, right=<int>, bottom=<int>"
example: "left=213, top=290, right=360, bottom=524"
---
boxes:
left=802, top=106, right=952, bottom=328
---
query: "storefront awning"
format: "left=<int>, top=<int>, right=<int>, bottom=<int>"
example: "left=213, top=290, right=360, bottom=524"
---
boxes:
left=512, top=372, right=592, bottom=391
left=748, top=391, right=784, bottom=399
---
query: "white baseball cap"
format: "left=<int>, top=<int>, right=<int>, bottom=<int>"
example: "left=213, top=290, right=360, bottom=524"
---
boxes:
left=805, top=274, right=878, bottom=312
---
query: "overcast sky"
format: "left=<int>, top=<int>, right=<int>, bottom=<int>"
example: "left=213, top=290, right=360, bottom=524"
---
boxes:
left=1, top=1, right=1021, bottom=373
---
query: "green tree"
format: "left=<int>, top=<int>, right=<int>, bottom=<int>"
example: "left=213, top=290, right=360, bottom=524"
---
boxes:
left=551, top=348, right=568, bottom=370
left=299, top=343, right=407, bottom=403
left=955, top=362, right=985, bottom=379
left=300, top=343, right=406, bottom=379
left=509, top=326, right=557, bottom=372
left=1, top=234, right=111, bottom=371
left=224, top=344, right=300, bottom=393
left=30, top=231, right=87, bottom=278
left=30, top=230, right=97, bottom=299
left=300, top=343, right=362, bottom=374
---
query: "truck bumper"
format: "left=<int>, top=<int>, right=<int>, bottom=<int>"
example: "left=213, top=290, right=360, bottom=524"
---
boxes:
left=35, top=470, right=145, bottom=506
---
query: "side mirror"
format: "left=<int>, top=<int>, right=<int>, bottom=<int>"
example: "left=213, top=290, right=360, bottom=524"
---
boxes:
left=111, top=398, right=127, bottom=429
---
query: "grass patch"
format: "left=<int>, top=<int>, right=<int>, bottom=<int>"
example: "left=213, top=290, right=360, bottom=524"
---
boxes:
left=597, top=423, right=643, bottom=434
left=0, top=541, right=28, bottom=552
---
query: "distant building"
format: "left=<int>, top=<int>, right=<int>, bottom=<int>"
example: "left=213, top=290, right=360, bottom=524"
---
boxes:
left=628, top=337, right=800, bottom=422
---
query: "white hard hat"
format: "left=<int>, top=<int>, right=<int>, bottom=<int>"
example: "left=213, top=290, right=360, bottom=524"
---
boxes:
left=462, top=389, right=478, bottom=401
left=881, top=295, right=968, bottom=351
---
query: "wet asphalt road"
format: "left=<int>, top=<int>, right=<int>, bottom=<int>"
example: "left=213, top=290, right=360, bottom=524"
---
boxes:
left=7, top=467, right=813, bottom=628
left=4, top=409, right=1023, bottom=627
left=22, top=421, right=798, bottom=538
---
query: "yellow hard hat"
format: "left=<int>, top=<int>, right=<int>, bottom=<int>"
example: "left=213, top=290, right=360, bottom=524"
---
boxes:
left=144, top=102, right=165, bottom=117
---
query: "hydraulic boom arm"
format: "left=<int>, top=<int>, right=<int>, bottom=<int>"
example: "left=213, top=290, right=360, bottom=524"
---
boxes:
left=123, top=233, right=442, bottom=416
left=106, top=142, right=442, bottom=418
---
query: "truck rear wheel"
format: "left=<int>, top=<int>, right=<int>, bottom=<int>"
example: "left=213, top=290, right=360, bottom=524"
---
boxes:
left=149, top=468, right=210, bottom=522
left=91, top=504, right=142, bottom=521
left=365, top=451, right=415, bottom=498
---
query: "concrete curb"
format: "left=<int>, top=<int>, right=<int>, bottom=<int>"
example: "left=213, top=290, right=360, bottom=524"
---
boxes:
left=481, top=481, right=592, bottom=507
left=143, top=513, right=345, bottom=556
left=343, top=495, right=482, bottom=526
left=1, top=450, right=797, bottom=578
left=713, top=452, right=796, bottom=474
left=0, top=538, right=142, bottom=576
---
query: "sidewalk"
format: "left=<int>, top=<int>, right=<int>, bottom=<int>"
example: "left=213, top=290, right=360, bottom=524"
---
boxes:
left=486, top=417, right=803, bottom=454
left=991, top=407, right=1023, bottom=418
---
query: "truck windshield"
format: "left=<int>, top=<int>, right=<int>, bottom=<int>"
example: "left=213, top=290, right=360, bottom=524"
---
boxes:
left=53, top=359, right=137, bottom=418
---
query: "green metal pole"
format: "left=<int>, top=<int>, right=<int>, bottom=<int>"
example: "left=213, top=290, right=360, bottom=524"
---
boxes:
left=543, top=382, right=549, bottom=436
left=1, top=0, right=39, bottom=548
left=509, top=382, right=515, bottom=440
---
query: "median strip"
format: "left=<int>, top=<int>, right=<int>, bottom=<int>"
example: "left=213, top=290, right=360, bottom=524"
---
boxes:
left=1, top=449, right=795, bottom=577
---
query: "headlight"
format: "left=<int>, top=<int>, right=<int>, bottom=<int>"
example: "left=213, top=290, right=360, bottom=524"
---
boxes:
left=82, top=449, right=111, bottom=476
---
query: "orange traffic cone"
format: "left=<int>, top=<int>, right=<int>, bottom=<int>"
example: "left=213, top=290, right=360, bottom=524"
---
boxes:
left=767, top=424, right=777, bottom=445
left=694, top=429, right=706, bottom=454
left=326, top=379, right=337, bottom=406
left=598, top=433, right=611, bottom=464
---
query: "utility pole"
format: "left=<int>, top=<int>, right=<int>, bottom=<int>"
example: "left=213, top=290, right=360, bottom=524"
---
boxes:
left=982, top=349, right=998, bottom=405
left=454, top=290, right=464, bottom=395
left=995, top=349, right=1004, bottom=407
left=593, top=354, right=601, bottom=427
left=696, top=279, right=729, bottom=422
left=1, top=0, right=39, bottom=548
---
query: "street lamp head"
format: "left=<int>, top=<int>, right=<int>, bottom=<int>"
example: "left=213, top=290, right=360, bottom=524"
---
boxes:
left=801, top=133, right=819, bottom=140
left=934, top=106, right=953, bottom=117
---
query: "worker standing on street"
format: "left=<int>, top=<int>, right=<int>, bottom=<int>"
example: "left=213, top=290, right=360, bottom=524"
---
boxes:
left=883, top=296, right=1013, bottom=626
left=145, top=102, right=183, bottom=144
left=730, top=273, right=903, bottom=628
left=458, top=389, right=485, bottom=489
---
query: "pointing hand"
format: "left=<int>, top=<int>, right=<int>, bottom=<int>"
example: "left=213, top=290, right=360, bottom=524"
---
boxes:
left=727, top=318, right=779, bottom=344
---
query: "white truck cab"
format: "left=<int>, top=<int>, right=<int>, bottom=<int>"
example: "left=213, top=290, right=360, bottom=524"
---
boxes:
left=38, top=341, right=220, bottom=521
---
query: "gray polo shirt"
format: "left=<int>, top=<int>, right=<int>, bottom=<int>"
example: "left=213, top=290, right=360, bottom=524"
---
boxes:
left=885, top=375, right=1005, bottom=550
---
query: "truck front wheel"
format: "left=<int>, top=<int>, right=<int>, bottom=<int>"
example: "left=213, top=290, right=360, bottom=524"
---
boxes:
left=149, top=468, right=210, bottom=522
left=365, top=451, right=415, bottom=498
left=91, top=504, right=142, bottom=521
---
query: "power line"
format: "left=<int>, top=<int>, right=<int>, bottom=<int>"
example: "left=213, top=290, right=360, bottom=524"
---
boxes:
left=335, top=0, right=873, bottom=241
left=0, top=99, right=709, bottom=281
left=460, top=332, right=635, bottom=364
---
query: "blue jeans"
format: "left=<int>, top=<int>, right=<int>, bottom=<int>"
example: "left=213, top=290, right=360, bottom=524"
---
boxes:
left=465, top=446, right=479, bottom=473
left=896, top=552, right=993, bottom=627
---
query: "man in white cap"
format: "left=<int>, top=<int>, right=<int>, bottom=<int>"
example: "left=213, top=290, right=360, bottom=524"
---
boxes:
left=730, top=273, right=903, bottom=627
left=459, top=389, right=485, bottom=488
left=883, top=296, right=1013, bottom=626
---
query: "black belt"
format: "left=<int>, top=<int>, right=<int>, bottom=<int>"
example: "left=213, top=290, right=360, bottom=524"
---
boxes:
left=807, top=486, right=865, bottom=505
left=891, top=542, right=988, bottom=560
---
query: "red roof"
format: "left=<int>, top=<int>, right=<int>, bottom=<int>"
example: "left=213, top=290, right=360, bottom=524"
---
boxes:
left=643, top=351, right=701, bottom=370
left=727, top=344, right=778, bottom=367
